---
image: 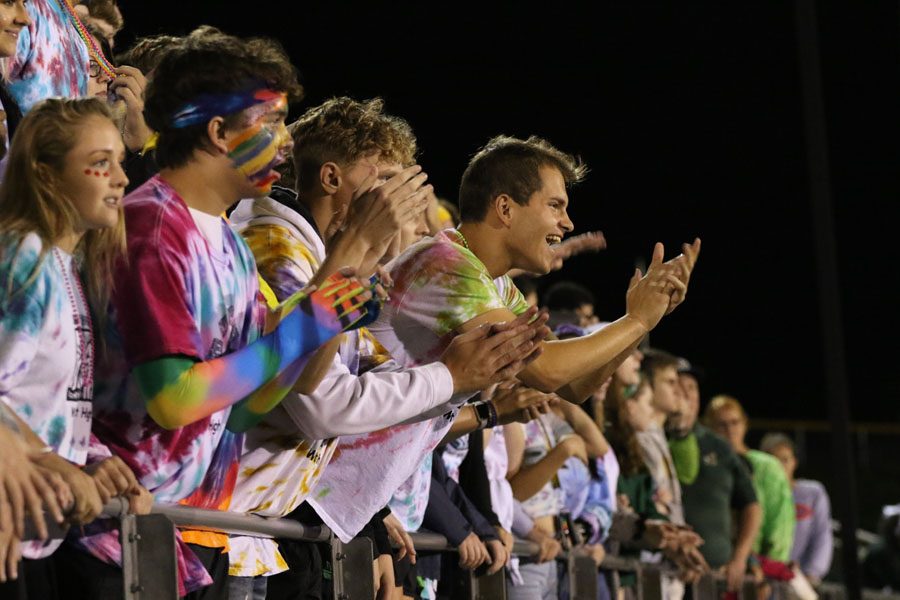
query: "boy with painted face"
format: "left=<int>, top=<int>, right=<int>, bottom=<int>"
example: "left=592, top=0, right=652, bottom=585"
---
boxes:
left=227, top=97, right=545, bottom=599
left=65, top=34, right=380, bottom=598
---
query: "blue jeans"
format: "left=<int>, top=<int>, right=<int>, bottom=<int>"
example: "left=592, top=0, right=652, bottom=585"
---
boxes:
left=508, top=561, right=559, bottom=600
left=227, top=575, right=268, bottom=600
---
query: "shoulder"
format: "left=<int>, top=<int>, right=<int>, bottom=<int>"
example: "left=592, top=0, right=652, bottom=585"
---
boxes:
left=0, top=232, right=56, bottom=326
left=796, top=478, right=828, bottom=497
left=123, top=177, right=193, bottom=251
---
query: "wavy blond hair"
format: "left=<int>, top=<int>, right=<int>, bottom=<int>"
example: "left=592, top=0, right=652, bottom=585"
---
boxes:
left=0, top=97, right=125, bottom=318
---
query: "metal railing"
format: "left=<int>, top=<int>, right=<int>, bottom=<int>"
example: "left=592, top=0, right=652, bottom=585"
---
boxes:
left=28, top=499, right=895, bottom=600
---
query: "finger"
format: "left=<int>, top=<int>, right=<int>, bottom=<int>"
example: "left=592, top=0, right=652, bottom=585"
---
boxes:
left=108, top=465, right=135, bottom=496
left=114, top=65, right=147, bottom=86
left=629, top=268, right=642, bottom=289
left=21, top=479, right=48, bottom=540
left=375, top=165, right=423, bottom=197
left=6, top=480, right=23, bottom=539
left=0, top=486, right=10, bottom=535
left=489, top=306, right=538, bottom=333
left=650, top=242, right=665, bottom=268
left=350, top=166, right=380, bottom=202
left=31, top=471, right=64, bottom=525
left=110, top=76, right=143, bottom=100
left=92, top=475, right=114, bottom=505
left=112, top=85, right=142, bottom=110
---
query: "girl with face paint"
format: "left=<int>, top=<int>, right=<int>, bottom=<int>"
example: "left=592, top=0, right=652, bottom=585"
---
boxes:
left=0, top=97, right=152, bottom=594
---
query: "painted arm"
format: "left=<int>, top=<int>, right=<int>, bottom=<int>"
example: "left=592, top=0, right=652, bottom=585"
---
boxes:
left=134, top=275, right=376, bottom=431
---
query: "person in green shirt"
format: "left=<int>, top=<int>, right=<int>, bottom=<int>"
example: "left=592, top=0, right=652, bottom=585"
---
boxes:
left=668, top=360, right=761, bottom=591
left=704, top=394, right=796, bottom=563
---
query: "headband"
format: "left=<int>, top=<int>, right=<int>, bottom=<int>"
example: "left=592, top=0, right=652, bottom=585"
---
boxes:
left=169, top=85, right=284, bottom=129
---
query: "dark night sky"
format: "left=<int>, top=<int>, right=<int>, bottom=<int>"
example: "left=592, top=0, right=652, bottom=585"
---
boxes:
left=120, top=1, right=900, bottom=424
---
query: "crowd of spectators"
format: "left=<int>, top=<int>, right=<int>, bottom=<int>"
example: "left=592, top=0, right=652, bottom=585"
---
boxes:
left=0, top=2, right=851, bottom=599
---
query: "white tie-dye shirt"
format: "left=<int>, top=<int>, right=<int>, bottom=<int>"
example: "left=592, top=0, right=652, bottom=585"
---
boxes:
left=310, top=229, right=529, bottom=540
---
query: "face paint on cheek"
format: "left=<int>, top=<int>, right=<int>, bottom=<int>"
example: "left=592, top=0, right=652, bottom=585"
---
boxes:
left=226, top=122, right=281, bottom=189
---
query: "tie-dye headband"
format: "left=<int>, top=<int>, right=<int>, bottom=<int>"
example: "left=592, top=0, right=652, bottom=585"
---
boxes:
left=170, top=85, right=285, bottom=129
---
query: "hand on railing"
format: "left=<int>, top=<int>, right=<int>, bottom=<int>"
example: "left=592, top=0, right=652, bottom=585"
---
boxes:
left=484, top=539, right=509, bottom=575
left=457, top=532, right=491, bottom=570
left=383, top=513, right=416, bottom=565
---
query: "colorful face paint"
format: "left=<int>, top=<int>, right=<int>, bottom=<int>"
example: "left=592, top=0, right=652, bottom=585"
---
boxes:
left=169, top=83, right=276, bottom=129
left=226, top=90, right=290, bottom=191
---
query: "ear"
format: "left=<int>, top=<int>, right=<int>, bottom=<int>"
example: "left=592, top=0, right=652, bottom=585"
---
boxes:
left=493, top=193, right=515, bottom=227
left=206, top=116, right=229, bottom=155
left=319, top=162, right=342, bottom=194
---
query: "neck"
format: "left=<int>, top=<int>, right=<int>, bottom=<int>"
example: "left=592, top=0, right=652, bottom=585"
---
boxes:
left=456, top=221, right=513, bottom=279
left=301, top=190, right=337, bottom=241
left=160, top=161, right=239, bottom=216
left=55, top=230, right=83, bottom=254
left=735, top=441, right=749, bottom=455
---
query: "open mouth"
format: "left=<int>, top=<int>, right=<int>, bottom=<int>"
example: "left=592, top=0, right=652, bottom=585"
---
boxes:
left=103, top=196, right=122, bottom=208
left=545, top=234, right=562, bottom=246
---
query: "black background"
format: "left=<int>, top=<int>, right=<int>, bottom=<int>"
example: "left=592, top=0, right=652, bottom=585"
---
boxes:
left=120, top=1, right=900, bottom=527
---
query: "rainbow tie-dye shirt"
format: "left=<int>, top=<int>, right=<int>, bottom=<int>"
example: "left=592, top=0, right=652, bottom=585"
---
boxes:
left=80, top=176, right=265, bottom=594
left=310, top=229, right=529, bottom=539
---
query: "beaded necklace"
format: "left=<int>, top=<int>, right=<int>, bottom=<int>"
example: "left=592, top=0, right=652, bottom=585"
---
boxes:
left=454, top=229, right=470, bottom=250
left=53, top=248, right=94, bottom=396
left=59, top=0, right=115, bottom=79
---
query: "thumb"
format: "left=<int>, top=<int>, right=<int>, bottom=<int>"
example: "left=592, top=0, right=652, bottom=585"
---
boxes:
left=629, top=267, right=642, bottom=289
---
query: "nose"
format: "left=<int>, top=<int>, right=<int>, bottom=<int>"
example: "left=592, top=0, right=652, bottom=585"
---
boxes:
left=560, top=209, right=574, bottom=233
left=276, top=122, right=293, bottom=154
left=110, top=158, right=129, bottom=190
left=14, top=1, right=30, bottom=26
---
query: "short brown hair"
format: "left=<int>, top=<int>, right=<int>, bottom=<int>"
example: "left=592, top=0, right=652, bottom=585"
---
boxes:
left=116, top=34, right=183, bottom=75
left=291, top=97, right=416, bottom=192
left=458, top=135, right=586, bottom=222
left=641, top=348, right=681, bottom=386
left=145, top=29, right=302, bottom=169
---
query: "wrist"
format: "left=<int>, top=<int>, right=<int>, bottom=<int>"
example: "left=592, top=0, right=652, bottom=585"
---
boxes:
left=623, top=313, right=651, bottom=334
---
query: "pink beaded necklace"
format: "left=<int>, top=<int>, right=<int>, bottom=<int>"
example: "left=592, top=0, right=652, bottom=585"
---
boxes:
left=53, top=248, right=94, bottom=394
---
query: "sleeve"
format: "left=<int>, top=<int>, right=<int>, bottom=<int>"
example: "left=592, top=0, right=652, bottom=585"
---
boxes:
left=112, top=226, right=204, bottom=364
left=0, top=247, right=48, bottom=404
left=494, top=275, right=530, bottom=316
left=6, top=1, right=38, bottom=111
left=806, top=484, right=834, bottom=579
left=457, top=431, right=501, bottom=527
left=422, top=451, right=475, bottom=546
left=403, top=246, right=511, bottom=337
left=762, top=460, right=796, bottom=562
left=280, top=356, right=455, bottom=440
left=727, top=446, right=758, bottom=510
left=511, top=500, right=535, bottom=538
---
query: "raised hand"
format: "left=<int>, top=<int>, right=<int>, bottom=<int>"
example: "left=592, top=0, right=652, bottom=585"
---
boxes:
left=345, top=165, right=432, bottom=250
left=662, top=237, right=701, bottom=314
left=549, top=231, right=606, bottom=271
left=109, top=66, right=154, bottom=152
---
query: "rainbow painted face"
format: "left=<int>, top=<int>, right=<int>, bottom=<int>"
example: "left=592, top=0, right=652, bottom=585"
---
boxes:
left=226, top=90, right=291, bottom=192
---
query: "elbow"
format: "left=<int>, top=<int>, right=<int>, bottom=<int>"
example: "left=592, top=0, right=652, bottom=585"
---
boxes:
left=523, top=364, right=567, bottom=394
left=147, top=403, right=191, bottom=430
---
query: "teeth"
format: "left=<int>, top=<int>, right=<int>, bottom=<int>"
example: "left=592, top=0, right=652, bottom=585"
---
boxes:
left=546, top=235, right=561, bottom=245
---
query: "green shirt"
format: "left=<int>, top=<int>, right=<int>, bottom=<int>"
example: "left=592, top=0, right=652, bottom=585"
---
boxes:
left=675, top=425, right=758, bottom=568
left=745, top=449, right=796, bottom=561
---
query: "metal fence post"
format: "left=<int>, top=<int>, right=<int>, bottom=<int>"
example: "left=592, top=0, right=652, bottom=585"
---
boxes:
left=638, top=565, right=663, bottom=600
left=568, top=553, right=599, bottom=600
left=120, top=512, right=178, bottom=599
left=330, top=534, right=374, bottom=600
left=467, top=566, right=508, bottom=600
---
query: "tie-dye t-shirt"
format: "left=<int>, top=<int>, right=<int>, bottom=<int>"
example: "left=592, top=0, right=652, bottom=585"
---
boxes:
left=0, top=233, right=92, bottom=465
left=310, top=229, right=528, bottom=541
left=8, top=0, right=90, bottom=113
left=227, top=195, right=345, bottom=577
left=0, top=233, right=94, bottom=560
left=80, top=176, right=264, bottom=594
